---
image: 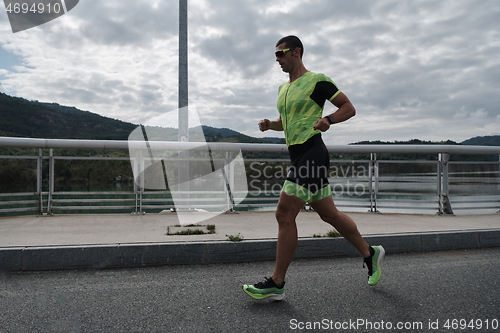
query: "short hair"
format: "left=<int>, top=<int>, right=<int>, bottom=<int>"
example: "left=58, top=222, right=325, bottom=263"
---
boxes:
left=276, top=35, right=304, bottom=58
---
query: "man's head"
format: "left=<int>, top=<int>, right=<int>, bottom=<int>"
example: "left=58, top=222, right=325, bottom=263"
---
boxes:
left=275, top=35, right=304, bottom=74
left=275, top=35, right=304, bottom=58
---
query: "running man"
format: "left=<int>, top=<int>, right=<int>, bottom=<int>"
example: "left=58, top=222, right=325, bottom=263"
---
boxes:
left=243, top=35, right=385, bottom=301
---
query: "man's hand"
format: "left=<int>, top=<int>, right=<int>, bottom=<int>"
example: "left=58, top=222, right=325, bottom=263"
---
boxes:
left=259, top=118, right=283, bottom=132
left=313, top=117, right=331, bottom=132
left=258, top=119, right=272, bottom=132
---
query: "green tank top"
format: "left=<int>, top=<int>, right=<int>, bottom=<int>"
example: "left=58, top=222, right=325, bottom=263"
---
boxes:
left=277, top=71, right=341, bottom=146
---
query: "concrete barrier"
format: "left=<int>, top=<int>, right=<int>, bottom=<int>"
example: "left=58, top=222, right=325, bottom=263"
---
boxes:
left=1, top=229, right=499, bottom=272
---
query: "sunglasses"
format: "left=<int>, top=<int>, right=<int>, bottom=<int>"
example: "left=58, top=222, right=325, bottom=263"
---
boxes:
left=275, top=47, right=298, bottom=57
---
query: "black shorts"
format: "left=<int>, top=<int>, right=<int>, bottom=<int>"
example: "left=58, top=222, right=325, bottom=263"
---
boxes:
left=284, top=134, right=331, bottom=200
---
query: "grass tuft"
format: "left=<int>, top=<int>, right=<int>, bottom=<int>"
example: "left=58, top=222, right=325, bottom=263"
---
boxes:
left=226, top=233, right=244, bottom=242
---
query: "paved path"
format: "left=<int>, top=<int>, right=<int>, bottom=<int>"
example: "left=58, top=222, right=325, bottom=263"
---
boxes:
left=1, top=211, right=499, bottom=247
left=1, top=248, right=499, bottom=333
left=0, top=211, right=499, bottom=271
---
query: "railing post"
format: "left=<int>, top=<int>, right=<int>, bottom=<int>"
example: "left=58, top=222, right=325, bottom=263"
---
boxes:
left=438, top=153, right=454, bottom=215
left=224, top=152, right=230, bottom=213
left=37, top=148, right=43, bottom=216
left=438, top=153, right=445, bottom=214
left=140, top=158, right=145, bottom=214
left=224, top=150, right=237, bottom=214
left=47, top=149, right=54, bottom=215
left=132, top=157, right=140, bottom=215
left=369, top=153, right=379, bottom=213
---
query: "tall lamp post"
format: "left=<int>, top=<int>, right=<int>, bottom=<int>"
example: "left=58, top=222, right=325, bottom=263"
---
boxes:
left=177, top=0, right=190, bottom=209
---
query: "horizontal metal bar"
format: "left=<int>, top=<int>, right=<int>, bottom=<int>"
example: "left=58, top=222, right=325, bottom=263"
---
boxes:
left=376, top=205, right=437, bottom=210
left=139, top=199, right=175, bottom=203
left=246, top=191, right=281, bottom=195
left=1, top=136, right=499, bottom=155
left=171, top=204, right=233, bottom=209
left=0, top=192, right=37, bottom=197
left=244, top=196, right=372, bottom=203
left=142, top=191, right=170, bottom=195
left=376, top=199, right=436, bottom=204
left=53, top=191, right=136, bottom=195
left=376, top=192, right=437, bottom=196
left=241, top=203, right=371, bottom=209
left=452, top=206, right=500, bottom=210
left=333, top=204, right=371, bottom=208
left=52, top=199, right=136, bottom=203
left=150, top=198, right=227, bottom=202
left=167, top=198, right=226, bottom=206
left=330, top=196, right=369, bottom=201
left=51, top=206, right=137, bottom=210
left=53, top=156, right=131, bottom=161
left=376, top=160, right=438, bottom=164
left=0, top=207, right=39, bottom=213
left=330, top=159, right=371, bottom=163
left=139, top=205, right=174, bottom=209
left=144, top=191, right=225, bottom=195
left=0, top=200, right=38, bottom=206
left=450, top=199, right=500, bottom=204
left=141, top=198, right=231, bottom=203
left=140, top=204, right=229, bottom=210
left=245, top=159, right=290, bottom=163
left=243, top=199, right=280, bottom=202
left=449, top=161, right=500, bottom=165
left=0, top=155, right=39, bottom=159
left=237, top=203, right=278, bottom=207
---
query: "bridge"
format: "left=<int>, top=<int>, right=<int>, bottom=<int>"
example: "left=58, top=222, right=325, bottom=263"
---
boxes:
left=0, top=136, right=499, bottom=271
left=0, top=137, right=499, bottom=332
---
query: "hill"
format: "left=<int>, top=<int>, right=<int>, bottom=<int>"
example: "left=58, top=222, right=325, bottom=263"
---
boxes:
left=0, top=93, right=137, bottom=140
left=351, top=137, right=500, bottom=147
left=200, top=125, right=284, bottom=144
left=0, top=92, right=285, bottom=144
left=461, top=135, right=500, bottom=146
left=347, top=137, right=498, bottom=161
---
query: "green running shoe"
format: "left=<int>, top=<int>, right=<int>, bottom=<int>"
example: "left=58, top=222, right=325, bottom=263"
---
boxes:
left=242, top=277, right=285, bottom=300
left=364, top=245, right=385, bottom=286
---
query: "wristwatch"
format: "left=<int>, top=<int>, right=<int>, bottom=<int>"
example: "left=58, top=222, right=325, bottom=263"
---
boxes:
left=324, top=115, right=335, bottom=124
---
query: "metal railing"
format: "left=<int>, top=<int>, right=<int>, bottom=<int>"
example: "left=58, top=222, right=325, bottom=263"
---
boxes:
left=0, top=136, right=499, bottom=216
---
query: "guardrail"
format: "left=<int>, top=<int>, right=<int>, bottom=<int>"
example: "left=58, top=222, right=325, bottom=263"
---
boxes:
left=0, top=136, right=499, bottom=216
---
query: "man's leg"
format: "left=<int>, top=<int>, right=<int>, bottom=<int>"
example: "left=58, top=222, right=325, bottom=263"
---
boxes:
left=242, top=191, right=304, bottom=300
left=270, top=191, right=305, bottom=285
left=309, top=195, right=370, bottom=257
left=309, top=194, right=384, bottom=285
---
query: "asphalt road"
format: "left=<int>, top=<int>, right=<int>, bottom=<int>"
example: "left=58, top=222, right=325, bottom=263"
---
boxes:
left=1, top=248, right=499, bottom=333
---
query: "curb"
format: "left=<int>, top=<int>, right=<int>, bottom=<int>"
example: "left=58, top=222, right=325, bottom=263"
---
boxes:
left=1, top=229, right=499, bottom=272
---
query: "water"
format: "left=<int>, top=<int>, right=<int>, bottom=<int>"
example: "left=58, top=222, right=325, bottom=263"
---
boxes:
left=242, top=173, right=500, bottom=215
left=1, top=174, right=498, bottom=216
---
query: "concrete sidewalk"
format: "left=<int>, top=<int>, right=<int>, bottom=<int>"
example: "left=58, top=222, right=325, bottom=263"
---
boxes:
left=0, top=211, right=499, bottom=271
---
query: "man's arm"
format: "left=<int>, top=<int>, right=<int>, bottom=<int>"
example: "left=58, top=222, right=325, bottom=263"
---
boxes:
left=259, top=117, right=283, bottom=132
left=313, top=92, right=356, bottom=132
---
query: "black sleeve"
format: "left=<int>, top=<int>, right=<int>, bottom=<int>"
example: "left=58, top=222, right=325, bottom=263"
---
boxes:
left=310, top=81, right=339, bottom=107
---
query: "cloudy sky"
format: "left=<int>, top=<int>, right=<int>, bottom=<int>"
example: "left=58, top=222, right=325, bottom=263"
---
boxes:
left=0, top=0, right=499, bottom=145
